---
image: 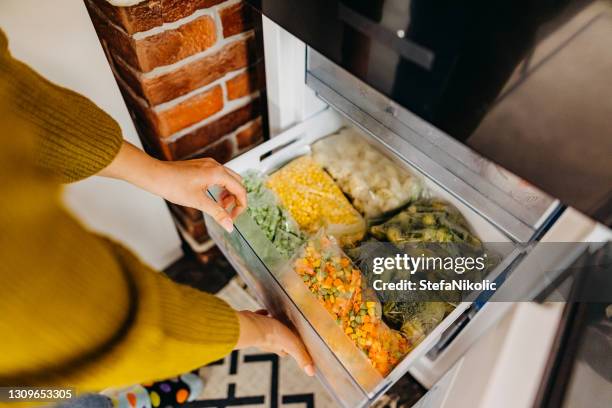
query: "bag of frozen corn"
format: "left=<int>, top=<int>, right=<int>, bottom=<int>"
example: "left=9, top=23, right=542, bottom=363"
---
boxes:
left=312, top=128, right=422, bottom=219
left=291, top=233, right=411, bottom=376
left=266, top=156, right=366, bottom=246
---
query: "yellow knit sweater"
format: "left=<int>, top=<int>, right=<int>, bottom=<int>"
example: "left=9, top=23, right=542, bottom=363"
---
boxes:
left=0, top=29, right=238, bottom=391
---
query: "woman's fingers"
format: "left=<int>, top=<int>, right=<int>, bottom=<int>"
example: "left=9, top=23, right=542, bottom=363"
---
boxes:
left=208, top=158, right=241, bottom=183
left=213, top=169, right=247, bottom=216
left=225, top=167, right=243, bottom=183
left=218, top=189, right=244, bottom=220
left=235, top=311, right=314, bottom=376
left=219, top=190, right=235, bottom=210
left=259, top=346, right=289, bottom=358
left=275, top=322, right=315, bottom=376
left=199, top=195, right=234, bottom=233
left=215, top=178, right=244, bottom=219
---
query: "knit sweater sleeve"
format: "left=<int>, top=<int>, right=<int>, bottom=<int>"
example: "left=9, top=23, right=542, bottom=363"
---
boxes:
left=0, top=29, right=239, bottom=390
left=0, top=97, right=240, bottom=388
left=0, top=29, right=122, bottom=183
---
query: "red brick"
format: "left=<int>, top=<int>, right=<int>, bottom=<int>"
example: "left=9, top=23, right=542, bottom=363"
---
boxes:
left=226, top=68, right=258, bottom=100
left=168, top=202, right=203, bottom=223
left=116, top=37, right=256, bottom=106
left=112, top=67, right=173, bottom=158
left=156, top=85, right=223, bottom=137
left=90, top=0, right=162, bottom=34
left=219, top=1, right=254, bottom=37
left=135, top=15, right=217, bottom=72
left=115, top=71, right=224, bottom=142
left=166, top=99, right=261, bottom=159
left=88, top=7, right=217, bottom=73
left=87, top=6, right=142, bottom=70
left=190, top=138, right=235, bottom=163
left=236, top=118, right=263, bottom=149
left=90, top=0, right=225, bottom=34
left=161, top=0, right=225, bottom=24
left=170, top=203, right=203, bottom=221
left=169, top=204, right=208, bottom=243
left=196, top=245, right=222, bottom=264
left=111, top=53, right=147, bottom=102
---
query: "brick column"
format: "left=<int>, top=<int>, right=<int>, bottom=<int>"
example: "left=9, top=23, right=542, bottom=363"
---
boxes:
left=85, top=0, right=266, bottom=259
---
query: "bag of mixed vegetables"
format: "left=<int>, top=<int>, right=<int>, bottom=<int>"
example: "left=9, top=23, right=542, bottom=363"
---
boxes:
left=365, top=198, right=496, bottom=345
left=369, top=198, right=496, bottom=285
left=266, top=156, right=366, bottom=246
left=370, top=199, right=482, bottom=247
left=383, top=301, right=454, bottom=346
left=312, top=129, right=422, bottom=220
left=291, top=233, right=411, bottom=376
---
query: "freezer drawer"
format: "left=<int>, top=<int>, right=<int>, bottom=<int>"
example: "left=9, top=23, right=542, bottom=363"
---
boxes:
left=205, top=108, right=524, bottom=407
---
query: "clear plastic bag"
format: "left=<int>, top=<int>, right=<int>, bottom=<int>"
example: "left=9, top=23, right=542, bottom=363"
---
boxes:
left=365, top=198, right=494, bottom=345
left=312, top=128, right=422, bottom=219
left=370, top=198, right=482, bottom=248
left=291, top=233, right=411, bottom=376
left=292, top=233, right=361, bottom=319
left=266, top=156, right=366, bottom=246
left=243, top=171, right=305, bottom=258
left=382, top=301, right=454, bottom=346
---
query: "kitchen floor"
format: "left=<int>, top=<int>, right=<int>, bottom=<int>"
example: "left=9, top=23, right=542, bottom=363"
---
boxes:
left=164, top=249, right=236, bottom=294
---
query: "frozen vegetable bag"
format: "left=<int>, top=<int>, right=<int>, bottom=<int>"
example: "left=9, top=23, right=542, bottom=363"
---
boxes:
left=266, top=156, right=366, bottom=246
left=291, top=233, right=411, bottom=376
left=367, top=198, right=495, bottom=345
left=312, top=129, right=422, bottom=219
left=370, top=198, right=483, bottom=247
left=243, top=171, right=305, bottom=258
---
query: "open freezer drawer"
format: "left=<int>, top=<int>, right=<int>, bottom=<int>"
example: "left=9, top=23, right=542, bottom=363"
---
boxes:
left=205, top=107, right=531, bottom=407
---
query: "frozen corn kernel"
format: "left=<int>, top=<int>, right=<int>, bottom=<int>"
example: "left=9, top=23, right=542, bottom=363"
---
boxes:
left=266, top=156, right=365, bottom=244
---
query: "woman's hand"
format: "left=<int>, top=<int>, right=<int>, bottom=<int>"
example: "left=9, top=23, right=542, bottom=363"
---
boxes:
left=99, top=142, right=246, bottom=232
left=152, top=158, right=246, bottom=232
left=236, top=310, right=315, bottom=377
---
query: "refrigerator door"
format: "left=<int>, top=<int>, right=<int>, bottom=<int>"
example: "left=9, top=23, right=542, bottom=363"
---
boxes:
left=247, top=0, right=612, bottom=226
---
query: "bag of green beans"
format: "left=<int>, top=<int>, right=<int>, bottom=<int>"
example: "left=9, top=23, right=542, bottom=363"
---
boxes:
left=243, top=171, right=305, bottom=258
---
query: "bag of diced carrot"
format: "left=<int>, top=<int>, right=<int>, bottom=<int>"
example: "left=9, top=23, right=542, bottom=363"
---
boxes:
left=291, top=232, right=411, bottom=376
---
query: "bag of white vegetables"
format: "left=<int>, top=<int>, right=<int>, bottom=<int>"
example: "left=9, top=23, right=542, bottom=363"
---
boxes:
left=312, top=128, right=422, bottom=219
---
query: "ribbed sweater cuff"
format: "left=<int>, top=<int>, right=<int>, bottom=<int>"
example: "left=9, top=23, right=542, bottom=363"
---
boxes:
left=155, top=273, right=240, bottom=353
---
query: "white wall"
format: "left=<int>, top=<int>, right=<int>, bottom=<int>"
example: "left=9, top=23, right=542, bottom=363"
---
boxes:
left=262, top=15, right=327, bottom=136
left=0, top=0, right=182, bottom=269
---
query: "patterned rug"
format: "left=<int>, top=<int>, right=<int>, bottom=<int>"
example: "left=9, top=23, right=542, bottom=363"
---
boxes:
left=192, top=279, right=425, bottom=408
left=190, top=279, right=338, bottom=408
